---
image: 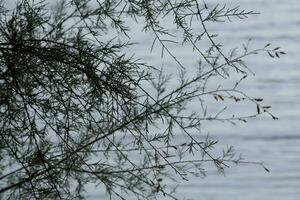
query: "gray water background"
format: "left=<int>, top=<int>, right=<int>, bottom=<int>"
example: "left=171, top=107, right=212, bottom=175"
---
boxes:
left=1, top=0, right=298, bottom=199
left=36, top=0, right=300, bottom=200
left=189, top=1, right=300, bottom=199
left=83, top=0, right=300, bottom=199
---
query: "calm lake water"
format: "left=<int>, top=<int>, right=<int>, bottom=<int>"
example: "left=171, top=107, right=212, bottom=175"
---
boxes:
left=87, top=0, right=300, bottom=199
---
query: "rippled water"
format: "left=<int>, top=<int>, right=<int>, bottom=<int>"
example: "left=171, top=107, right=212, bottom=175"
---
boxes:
left=88, top=0, right=300, bottom=199
left=175, top=1, right=300, bottom=200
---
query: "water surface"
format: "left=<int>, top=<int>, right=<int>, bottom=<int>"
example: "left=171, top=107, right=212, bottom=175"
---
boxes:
left=88, top=0, right=300, bottom=199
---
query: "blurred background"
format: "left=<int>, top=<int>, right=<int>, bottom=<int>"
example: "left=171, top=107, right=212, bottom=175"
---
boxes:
left=172, top=0, right=300, bottom=199
left=2, top=0, right=299, bottom=199
left=129, top=0, right=300, bottom=200
left=86, top=0, right=300, bottom=199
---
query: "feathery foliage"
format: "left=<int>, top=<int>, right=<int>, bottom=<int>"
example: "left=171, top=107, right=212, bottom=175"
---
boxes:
left=0, top=0, right=283, bottom=199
